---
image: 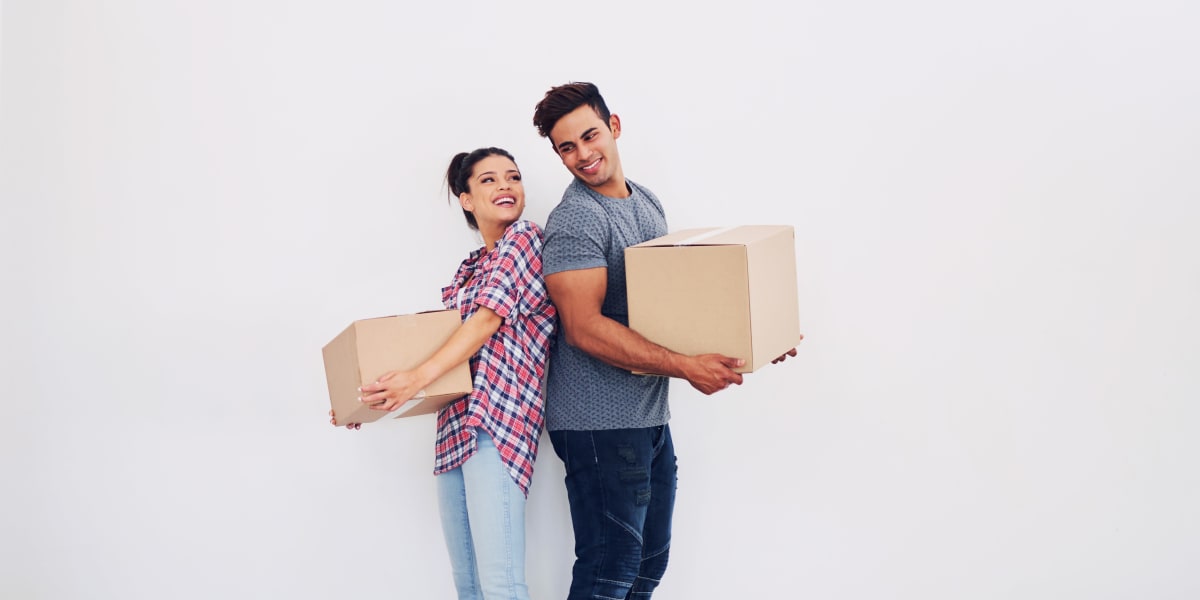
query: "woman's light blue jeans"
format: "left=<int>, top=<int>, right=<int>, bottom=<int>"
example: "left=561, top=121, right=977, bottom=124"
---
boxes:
left=436, top=428, right=531, bottom=600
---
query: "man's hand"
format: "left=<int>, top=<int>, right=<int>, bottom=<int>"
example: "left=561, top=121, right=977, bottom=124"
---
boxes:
left=771, top=334, right=804, bottom=365
left=680, top=354, right=745, bottom=395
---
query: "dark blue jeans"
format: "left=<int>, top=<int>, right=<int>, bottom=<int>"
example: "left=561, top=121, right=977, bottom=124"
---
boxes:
left=549, top=424, right=678, bottom=600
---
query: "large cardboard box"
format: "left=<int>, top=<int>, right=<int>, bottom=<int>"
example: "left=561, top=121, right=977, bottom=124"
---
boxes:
left=322, top=309, right=472, bottom=426
left=625, top=225, right=801, bottom=374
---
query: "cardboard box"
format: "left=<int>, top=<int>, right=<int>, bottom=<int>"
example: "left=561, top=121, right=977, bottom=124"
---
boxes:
left=322, top=309, right=472, bottom=426
left=625, top=225, right=801, bottom=374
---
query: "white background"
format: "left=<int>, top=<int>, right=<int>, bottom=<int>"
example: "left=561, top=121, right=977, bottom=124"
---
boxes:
left=2, top=1, right=1198, bottom=598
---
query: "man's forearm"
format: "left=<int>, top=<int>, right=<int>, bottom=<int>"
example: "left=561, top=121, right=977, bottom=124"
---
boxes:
left=566, top=313, right=686, bottom=377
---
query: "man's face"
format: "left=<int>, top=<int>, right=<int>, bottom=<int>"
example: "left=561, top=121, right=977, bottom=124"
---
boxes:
left=548, top=104, right=624, bottom=197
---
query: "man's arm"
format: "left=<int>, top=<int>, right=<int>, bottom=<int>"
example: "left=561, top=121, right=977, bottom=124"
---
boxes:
left=545, top=267, right=744, bottom=395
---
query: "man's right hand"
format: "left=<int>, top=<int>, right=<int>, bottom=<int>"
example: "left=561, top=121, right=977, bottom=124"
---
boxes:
left=680, top=354, right=745, bottom=395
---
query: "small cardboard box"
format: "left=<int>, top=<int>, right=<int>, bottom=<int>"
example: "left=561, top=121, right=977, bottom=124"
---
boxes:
left=625, top=225, right=801, bottom=374
left=322, top=309, right=472, bottom=425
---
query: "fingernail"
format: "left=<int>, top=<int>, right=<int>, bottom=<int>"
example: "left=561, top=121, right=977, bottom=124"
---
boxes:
left=357, top=396, right=363, bottom=402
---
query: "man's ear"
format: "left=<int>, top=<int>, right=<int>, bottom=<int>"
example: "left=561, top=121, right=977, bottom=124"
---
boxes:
left=609, top=113, right=622, bottom=139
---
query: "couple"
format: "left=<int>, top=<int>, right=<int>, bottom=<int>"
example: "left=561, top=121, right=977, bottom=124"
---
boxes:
left=332, top=82, right=799, bottom=600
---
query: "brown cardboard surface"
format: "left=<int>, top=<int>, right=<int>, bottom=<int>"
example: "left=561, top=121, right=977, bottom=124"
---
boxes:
left=322, top=309, right=472, bottom=426
left=625, top=225, right=801, bottom=373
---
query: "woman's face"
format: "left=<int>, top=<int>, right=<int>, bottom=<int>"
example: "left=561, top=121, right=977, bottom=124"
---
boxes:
left=460, top=154, right=525, bottom=230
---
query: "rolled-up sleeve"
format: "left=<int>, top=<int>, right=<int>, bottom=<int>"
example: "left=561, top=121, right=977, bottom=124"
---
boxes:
left=474, top=221, right=543, bottom=320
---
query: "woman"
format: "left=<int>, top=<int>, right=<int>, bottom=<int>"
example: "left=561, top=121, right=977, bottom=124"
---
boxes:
left=331, top=147, right=555, bottom=600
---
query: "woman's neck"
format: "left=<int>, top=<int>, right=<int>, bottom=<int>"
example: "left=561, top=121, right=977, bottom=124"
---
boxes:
left=478, top=219, right=515, bottom=253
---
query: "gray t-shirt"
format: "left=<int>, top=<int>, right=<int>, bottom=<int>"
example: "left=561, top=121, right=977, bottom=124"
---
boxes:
left=542, top=177, right=670, bottom=431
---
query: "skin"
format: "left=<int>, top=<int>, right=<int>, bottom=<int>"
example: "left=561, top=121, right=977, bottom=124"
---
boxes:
left=329, top=155, right=525, bottom=429
left=545, top=105, right=802, bottom=395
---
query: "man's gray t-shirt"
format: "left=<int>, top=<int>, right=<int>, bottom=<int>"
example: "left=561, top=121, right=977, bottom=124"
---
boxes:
left=541, top=177, right=670, bottom=431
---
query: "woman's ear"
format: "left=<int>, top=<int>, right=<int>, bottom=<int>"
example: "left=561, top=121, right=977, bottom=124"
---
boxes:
left=459, top=192, right=474, bottom=213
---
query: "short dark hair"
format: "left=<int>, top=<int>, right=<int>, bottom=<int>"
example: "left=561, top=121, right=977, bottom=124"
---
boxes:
left=445, top=147, right=516, bottom=230
left=532, top=81, right=612, bottom=140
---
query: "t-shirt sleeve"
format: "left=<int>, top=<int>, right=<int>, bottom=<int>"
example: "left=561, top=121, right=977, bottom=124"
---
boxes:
left=542, top=199, right=609, bottom=277
left=474, top=221, right=543, bottom=320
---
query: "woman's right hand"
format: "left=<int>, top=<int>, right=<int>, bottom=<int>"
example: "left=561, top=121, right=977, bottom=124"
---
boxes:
left=329, top=409, right=362, bottom=430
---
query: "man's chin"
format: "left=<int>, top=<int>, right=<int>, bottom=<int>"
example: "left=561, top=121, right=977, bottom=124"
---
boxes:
left=576, top=172, right=607, bottom=187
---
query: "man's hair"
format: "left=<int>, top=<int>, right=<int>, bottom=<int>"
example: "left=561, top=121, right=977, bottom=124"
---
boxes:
left=532, top=81, right=612, bottom=139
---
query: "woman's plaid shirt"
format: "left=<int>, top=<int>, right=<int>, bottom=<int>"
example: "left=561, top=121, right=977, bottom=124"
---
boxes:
left=434, top=220, right=556, bottom=496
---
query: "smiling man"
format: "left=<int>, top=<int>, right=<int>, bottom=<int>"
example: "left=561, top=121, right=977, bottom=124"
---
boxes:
left=533, top=82, right=750, bottom=600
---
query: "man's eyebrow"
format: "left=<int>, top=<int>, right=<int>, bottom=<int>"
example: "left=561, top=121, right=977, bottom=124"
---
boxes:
left=557, top=127, right=597, bottom=150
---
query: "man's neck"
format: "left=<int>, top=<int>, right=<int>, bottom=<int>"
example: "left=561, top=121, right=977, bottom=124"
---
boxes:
left=587, top=178, right=631, bottom=199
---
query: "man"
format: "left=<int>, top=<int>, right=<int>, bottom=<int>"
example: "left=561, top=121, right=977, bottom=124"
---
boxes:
left=533, top=82, right=797, bottom=599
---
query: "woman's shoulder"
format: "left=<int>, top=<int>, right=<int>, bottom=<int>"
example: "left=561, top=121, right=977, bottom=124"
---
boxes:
left=502, top=219, right=545, bottom=242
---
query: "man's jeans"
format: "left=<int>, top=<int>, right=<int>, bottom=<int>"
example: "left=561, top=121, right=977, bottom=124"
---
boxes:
left=549, top=424, right=678, bottom=599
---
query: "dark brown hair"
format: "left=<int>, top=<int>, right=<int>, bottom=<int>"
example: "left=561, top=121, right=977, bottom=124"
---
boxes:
left=532, top=81, right=612, bottom=140
left=445, top=147, right=517, bottom=230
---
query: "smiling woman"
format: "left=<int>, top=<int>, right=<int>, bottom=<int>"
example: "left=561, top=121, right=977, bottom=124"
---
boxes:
left=329, top=147, right=557, bottom=600
left=449, top=148, right=528, bottom=251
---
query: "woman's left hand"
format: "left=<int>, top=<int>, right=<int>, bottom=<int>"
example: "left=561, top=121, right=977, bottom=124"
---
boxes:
left=359, top=369, right=427, bottom=412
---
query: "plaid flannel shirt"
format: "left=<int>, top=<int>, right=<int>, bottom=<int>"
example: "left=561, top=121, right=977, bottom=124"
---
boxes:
left=433, top=220, right=556, bottom=496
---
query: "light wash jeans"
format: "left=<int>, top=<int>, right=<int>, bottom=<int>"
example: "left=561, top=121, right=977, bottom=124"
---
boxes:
left=436, top=428, right=531, bottom=600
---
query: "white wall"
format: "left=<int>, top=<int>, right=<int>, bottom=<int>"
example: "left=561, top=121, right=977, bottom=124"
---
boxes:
left=3, top=1, right=1198, bottom=598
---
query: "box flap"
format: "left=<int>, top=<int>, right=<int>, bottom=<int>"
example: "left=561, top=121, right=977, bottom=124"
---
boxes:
left=355, top=308, right=457, bottom=321
left=631, top=225, right=793, bottom=248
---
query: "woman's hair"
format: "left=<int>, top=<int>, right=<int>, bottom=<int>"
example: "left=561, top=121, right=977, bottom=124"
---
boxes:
left=532, top=81, right=612, bottom=140
left=445, top=147, right=517, bottom=230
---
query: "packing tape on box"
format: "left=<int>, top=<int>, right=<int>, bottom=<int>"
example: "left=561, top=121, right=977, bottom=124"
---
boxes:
left=673, top=226, right=738, bottom=246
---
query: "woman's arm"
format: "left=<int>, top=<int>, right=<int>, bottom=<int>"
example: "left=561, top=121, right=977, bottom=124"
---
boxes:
left=358, top=306, right=502, bottom=412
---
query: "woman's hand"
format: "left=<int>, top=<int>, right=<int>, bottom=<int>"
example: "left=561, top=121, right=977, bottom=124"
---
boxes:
left=329, top=409, right=362, bottom=430
left=359, top=368, right=430, bottom=412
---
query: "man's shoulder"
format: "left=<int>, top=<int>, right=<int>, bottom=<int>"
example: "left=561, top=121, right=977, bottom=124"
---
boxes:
left=626, top=178, right=664, bottom=213
left=546, top=182, right=605, bottom=231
